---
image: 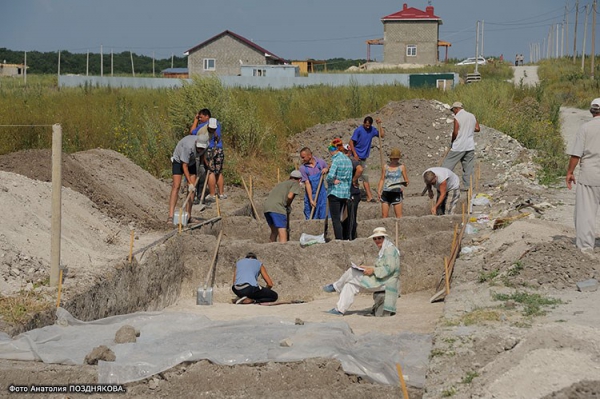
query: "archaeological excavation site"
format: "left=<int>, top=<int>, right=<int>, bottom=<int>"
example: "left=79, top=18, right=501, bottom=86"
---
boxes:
left=1, top=100, right=599, bottom=398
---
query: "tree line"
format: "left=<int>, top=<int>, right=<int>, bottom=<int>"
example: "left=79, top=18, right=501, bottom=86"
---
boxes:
left=0, top=48, right=187, bottom=75
left=0, top=48, right=365, bottom=75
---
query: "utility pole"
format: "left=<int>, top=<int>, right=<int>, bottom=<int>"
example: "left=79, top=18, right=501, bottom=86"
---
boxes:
left=561, top=22, right=565, bottom=57
left=565, top=3, right=569, bottom=57
left=130, top=51, right=135, bottom=77
left=573, top=0, right=579, bottom=62
left=111, top=49, right=113, bottom=77
left=582, top=3, right=589, bottom=71
left=152, top=51, right=155, bottom=77
left=481, top=20, right=485, bottom=58
left=58, top=50, right=61, bottom=77
left=24, top=51, right=27, bottom=85
left=556, top=23, right=560, bottom=58
left=475, top=20, right=480, bottom=74
left=171, top=53, right=174, bottom=69
left=86, top=50, right=89, bottom=76
left=100, top=44, right=103, bottom=77
left=591, top=0, right=597, bottom=79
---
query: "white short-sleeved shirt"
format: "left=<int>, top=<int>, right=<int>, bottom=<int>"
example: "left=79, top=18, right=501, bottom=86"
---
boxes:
left=567, top=117, right=600, bottom=186
left=451, top=109, right=477, bottom=152
left=424, top=167, right=460, bottom=191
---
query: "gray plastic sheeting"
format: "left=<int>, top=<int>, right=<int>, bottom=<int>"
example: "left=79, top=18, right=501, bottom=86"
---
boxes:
left=0, top=308, right=431, bottom=387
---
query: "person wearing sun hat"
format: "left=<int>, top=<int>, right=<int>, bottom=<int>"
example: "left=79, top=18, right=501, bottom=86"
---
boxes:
left=377, top=147, right=409, bottom=218
left=326, top=138, right=353, bottom=240
left=566, top=98, right=600, bottom=256
left=322, top=227, right=401, bottom=316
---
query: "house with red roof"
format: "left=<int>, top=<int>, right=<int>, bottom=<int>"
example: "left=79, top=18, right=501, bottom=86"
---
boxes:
left=381, top=3, right=444, bottom=65
left=185, top=30, right=287, bottom=76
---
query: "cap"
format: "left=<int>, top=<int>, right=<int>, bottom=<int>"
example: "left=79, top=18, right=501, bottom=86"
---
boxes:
left=368, top=227, right=389, bottom=239
left=451, top=101, right=463, bottom=109
left=389, top=148, right=401, bottom=159
left=196, top=133, right=209, bottom=149
left=591, top=98, right=600, bottom=109
left=290, top=170, right=302, bottom=179
left=245, top=252, right=257, bottom=259
left=208, top=118, right=218, bottom=129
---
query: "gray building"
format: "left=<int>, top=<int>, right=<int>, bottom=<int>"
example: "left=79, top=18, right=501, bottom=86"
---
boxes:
left=0, top=63, right=27, bottom=77
left=185, top=30, right=287, bottom=77
left=382, top=3, right=443, bottom=65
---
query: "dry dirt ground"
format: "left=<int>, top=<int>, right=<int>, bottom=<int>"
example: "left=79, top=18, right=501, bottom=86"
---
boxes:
left=0, top=100, right=598, bottom=398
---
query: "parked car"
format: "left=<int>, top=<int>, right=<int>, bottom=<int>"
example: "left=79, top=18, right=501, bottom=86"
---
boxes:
left=456, top=56, right=487, bottom=66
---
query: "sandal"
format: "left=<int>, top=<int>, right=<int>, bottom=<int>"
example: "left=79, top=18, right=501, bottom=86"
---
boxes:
left=188, top=217, right=201, bottom=224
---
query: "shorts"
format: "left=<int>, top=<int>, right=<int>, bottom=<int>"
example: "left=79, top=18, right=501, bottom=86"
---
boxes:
left=357, top=159, right=369, bottom=183
left=206, top=147, right=224, bottom=174
left=172, top=160, right=197, bottom=176
left=380, top=190, right=403, bottom=205
left=264, top=212, right=287, bottom=229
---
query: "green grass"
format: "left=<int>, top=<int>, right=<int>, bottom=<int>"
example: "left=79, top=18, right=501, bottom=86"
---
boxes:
left=461, top=371, right=479, bottom=384
left=0, top=59, right=582, bottom=184
left=479, top=269, right=499, bottom=283
left=493, top=291, right=562, bottom=316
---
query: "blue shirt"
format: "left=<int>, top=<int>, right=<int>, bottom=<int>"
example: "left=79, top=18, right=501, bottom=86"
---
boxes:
left=300, top=157, right=327, bottom=182
left=234, top=258, right=262, bottom=287
left=351, top=125, right=379, bottom=159
left=326, top=151, right=352, bottom=199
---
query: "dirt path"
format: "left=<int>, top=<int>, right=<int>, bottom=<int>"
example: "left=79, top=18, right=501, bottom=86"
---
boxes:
left=511, top=65, right=539, bottom=86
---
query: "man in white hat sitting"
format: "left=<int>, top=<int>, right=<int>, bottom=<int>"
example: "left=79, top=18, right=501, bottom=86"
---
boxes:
left=323, top=227, right=400, bottom=316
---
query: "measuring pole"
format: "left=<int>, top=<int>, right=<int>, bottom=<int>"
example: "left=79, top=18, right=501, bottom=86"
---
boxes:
left=50, top=124, right=62, bottom=287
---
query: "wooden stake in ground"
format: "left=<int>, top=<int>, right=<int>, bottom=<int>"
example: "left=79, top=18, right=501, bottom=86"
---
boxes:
left=396, top=363, right=410, bottom=399
left=215, top=193, right=221, bottom=217
left=277, top=168, right=280, bottom=183
left=242, top=176, right=260, bottom=219
left=128, top=230, right=134, bottom=264
left=309, top=174, right=325, bottom=220
left=444, top=257, right=450, bottom=295
left=249, top=175, right=253, bottom=199
left=376, top=119, right=385, bottom=171
left=55, top=269, right=63, bottom=308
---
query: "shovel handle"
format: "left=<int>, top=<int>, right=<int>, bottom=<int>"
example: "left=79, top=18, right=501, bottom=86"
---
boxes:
left=204, top=230, right=223, bottom=290
left=309, top=173, right=325, bottom=220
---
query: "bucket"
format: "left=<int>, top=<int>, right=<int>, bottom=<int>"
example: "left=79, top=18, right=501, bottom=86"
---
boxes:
left=173, top=210, right=189, bottom=226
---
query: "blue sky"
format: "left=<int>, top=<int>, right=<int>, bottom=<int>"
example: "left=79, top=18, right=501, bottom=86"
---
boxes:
left=1, top=0, right=597, bottom=63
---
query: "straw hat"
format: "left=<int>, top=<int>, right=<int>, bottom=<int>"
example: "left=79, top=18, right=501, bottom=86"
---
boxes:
left=368, top=227, right=389, bottom=239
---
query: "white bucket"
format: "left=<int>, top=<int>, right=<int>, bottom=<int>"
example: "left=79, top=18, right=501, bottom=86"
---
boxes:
left=173, top=210, right=189, bottom=226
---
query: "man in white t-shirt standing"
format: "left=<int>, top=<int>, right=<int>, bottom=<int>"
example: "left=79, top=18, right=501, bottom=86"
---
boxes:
left=566, top=98, right=600, bottom=255
left=422, top=167, right=461, bottom=215
left=442, top=102, right=481, bottom=191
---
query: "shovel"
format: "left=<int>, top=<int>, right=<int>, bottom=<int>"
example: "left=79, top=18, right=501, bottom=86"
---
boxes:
left=197, top=230, right=223, bottom=305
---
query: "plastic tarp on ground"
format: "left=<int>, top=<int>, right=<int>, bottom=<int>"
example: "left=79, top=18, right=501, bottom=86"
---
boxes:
left=0, top=308, right=431, bottom=387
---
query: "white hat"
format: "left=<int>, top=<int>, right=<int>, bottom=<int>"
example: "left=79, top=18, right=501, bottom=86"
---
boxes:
left=343, top=144, right=350, bottom=151
left=368, top=227, right=389, bottom=239
left=451, top=101, right=463, bottom=109
left=591, top=98, right=600, bottom=109
left=208, top=118, right=218, bottom=129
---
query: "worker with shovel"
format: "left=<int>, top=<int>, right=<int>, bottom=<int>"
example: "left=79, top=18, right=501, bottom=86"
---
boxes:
left=232, top=252, right=278, bottom=304
left=264, top=170, right=304, bottom=243
left=299, top=147, right=328, bottom=220
left=167, top=134, right=209, bottom=224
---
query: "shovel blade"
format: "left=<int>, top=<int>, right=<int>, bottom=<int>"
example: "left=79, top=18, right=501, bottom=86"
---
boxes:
left=196, top=287, right=213, bottom=305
